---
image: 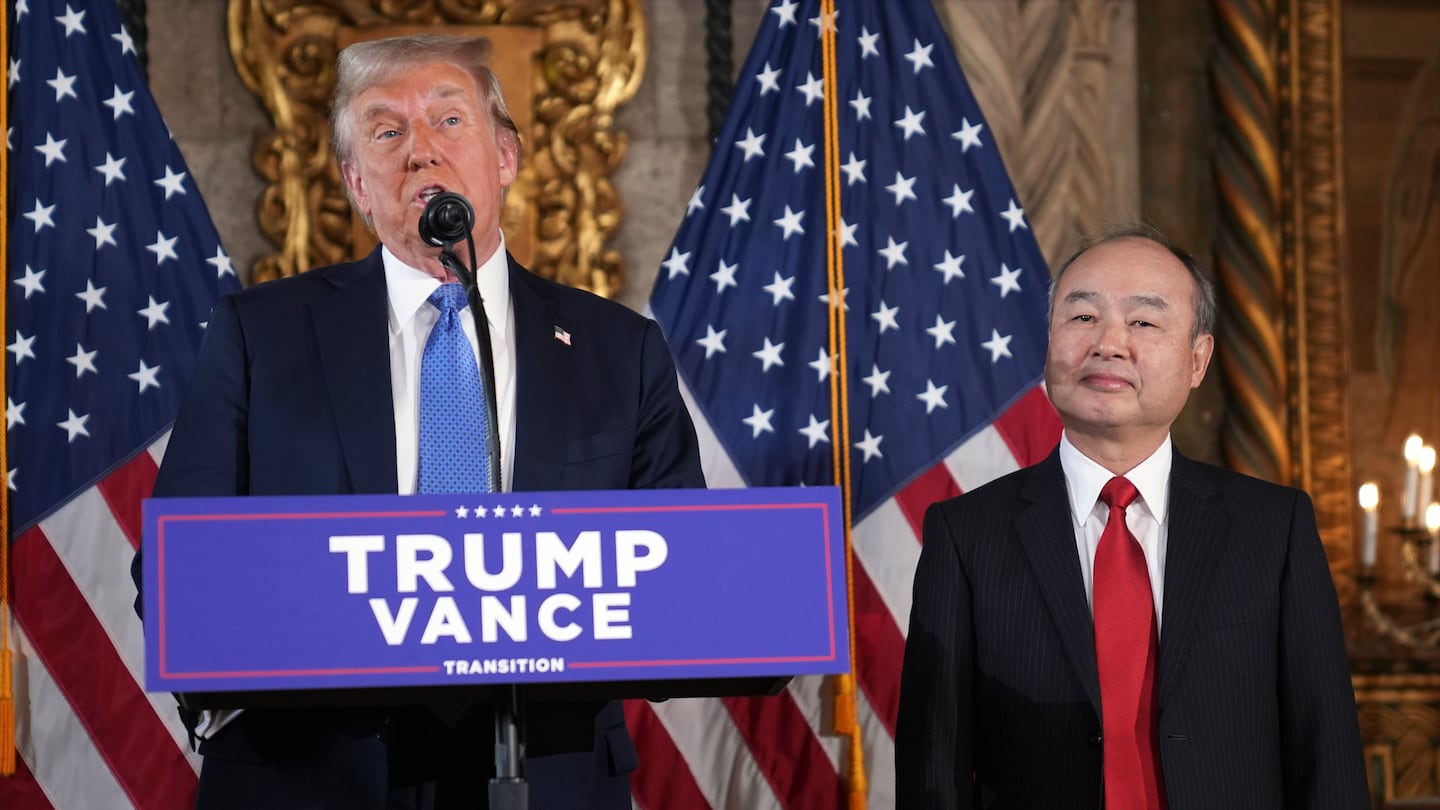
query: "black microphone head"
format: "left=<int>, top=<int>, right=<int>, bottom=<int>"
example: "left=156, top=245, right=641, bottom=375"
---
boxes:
left=418, top=191, right=475, bottom=247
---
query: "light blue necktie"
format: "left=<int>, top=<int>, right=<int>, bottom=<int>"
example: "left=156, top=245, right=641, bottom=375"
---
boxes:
left=417, top=283, right=492, bottom=494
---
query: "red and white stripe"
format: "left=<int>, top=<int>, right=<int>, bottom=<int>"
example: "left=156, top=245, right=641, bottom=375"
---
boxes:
left=627, top=383, right=1060, bottom=808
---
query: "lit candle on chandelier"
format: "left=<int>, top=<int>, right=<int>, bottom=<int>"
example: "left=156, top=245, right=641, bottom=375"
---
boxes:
left=1360, top=483, right=1380, bottom=570
left=1428, top=503, right=1440, bottom=576
left=1404, top=435, right=1424, bottom=526
left=1421, top=446, right=1437, bottom=520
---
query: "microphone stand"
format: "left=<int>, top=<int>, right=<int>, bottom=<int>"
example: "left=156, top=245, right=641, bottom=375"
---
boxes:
left=436, top=236, right=524, bottom=810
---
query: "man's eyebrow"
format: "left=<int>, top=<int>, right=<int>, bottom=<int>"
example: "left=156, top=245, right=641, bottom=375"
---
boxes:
left=1062, top=289, right=1097, bottom=305
left=358, top=84, right=470, bottom=122
left=1128, top=294, right=1170, bottom=310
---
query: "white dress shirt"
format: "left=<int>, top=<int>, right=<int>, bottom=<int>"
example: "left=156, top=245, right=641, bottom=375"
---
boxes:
left=384, top=235, right=518, bottom=493
left=1058, top=432, right=1172, bottom=632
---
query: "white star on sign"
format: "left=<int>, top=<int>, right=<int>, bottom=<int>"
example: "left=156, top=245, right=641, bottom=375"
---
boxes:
left=854, top=429, right=885, bottom=462
left=755, top=62, right=781, bottom=95
left=927, top=314, right=958, bottom=348
left=917, top=380, right=950, bottom=414
left=934, top=251, right=966, bottom=284
left=773, top=205, right=806, bottom=240
left=154, top=166, right=188, bottom=199
left=8, top=332, right=36, bottom=364
left=686, top=185, right=705, bottom=216
left=763, top=272, right=796, bottom=305
left=808, top=347, right=833, bottom=382
left=77, top=279, right=107, bottom=312
left=455, top=505, right=470, bottom=518
left=23, top=199, right=56, bottom=233
left=58, top=409, right=91, bottom=443
left=67, top=343, right=99, bottom=378
left=88, top=217, right=118, bottom=249
left=35, top=132, right=67, bottom=166
left=47, top=67, right=78, bottom=102
left=800, top=414, right=831, bottom=448
left=529, top=505, right=543, bottom=517
left=720, top=193, right=752, bottom=226
left=982, top=329, right=1014, bottom=362
left=796, top=71, right=824, bottom=107
left=885, top=171, right=917, bottom=205
left=129, top=359, right=162, bottom=393
left=862, top=364, right=891, bottom=397
left=943, top=183, right=975, bottom=217
left=13, top=265, right=46, bottom=299
left=871, top=300, right=900, bottom=334
left=208, top=246, right=236, bottom=278
left=784, top=138, right=815, bottom=173
left=55, top=4, right=87, bottom=37
left=849, top=88, right=872, bottom=121
left=662, top=247, right=691, bottom=278
left=904, top=39, right=934, bottom=74
left=710, top=259, right=738, bottom=293
left=95, top=152, right=127, bottom=185
left=894, top=106, right=927, bottom=141
left=696, top=325, right=727, bottom=358
left=6, top=398, right=25, bottom=429
left=104, top=85, right=135, bottom=120
left=743, top=404, right=776, bottom=438
left=951, top=118, right=984, bottom=151
left=841, top=151, right=867, bottom=185
left=147, top=230, right=179, bottom=265
left=857, top=27, right=880, bottom=58
left=138, top=296, right=171, bottom=329
left=990, top=263, right=1023, bottom=298
left=1000, top=198, right=1028, bottom=232
left=877, top=236, right=909, bottom=269
left=752, top=338, right=785, bottom=372
left=510, top=505, right=524, bottom=518
left=735, top=128, right=766, bottom=162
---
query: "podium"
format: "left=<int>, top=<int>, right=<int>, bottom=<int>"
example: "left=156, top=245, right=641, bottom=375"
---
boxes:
left=143, top=486, right=849, bottom=805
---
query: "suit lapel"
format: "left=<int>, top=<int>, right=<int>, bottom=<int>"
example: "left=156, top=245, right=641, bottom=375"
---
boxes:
left=310, top=252, right=399, bottom=494
left=508, top=256, right=576, bottom=492
left=1156, top=451, right=1226, bottom=708
left=1015, top=451, right=1103, bottom=714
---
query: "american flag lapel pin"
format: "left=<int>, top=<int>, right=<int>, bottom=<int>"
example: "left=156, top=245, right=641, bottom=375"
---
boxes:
left=553, top=325, right=572, bottom=346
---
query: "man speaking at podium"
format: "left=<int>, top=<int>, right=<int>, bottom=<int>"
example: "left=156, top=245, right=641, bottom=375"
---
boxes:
left=137, top=34, right=703, bottom=810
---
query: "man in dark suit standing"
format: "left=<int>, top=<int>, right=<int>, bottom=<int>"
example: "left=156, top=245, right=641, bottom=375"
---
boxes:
left=896, top=226, right=1367, bottom=809
left=139, top=34, right=703, bottom=810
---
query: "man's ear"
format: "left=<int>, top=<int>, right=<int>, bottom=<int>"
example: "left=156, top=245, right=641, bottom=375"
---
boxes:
left=341, top=161, right=369, bottom=213
left=495, top=129, right=519, bottom=188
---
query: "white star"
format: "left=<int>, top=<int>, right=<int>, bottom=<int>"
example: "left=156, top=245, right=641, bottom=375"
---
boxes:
left=113, top=26, right=136, bottom=56
left=492, top=506, right=506, bottom=520
left=35, top=132, right=67, bottom=166
left=103, top=85, right=135, bottom=119
left=686, top=185, right=705, bottom=216
left=773, top=205, right=806, bottom=240
left=58, top=409, right=91, bottom=443
left=47, top=67, right=78, bottom=102
left=154, top=166, right=188, bottom=199
left=13, top=265, right=46, bottom=299
left=927, top=314, right=958, bottom=348
left=799, top=414, right=831, bottom=448
left=146, top=230, right=180, bottom=265
left=808, top=8, right=838, bottom=35
left=6, top=468, right=14, bottom=492
left=917, top=380, right=950, bottom=414
left=88, top=217, right=118, bottom=249
left=735, top=127, right=766, bottom=162
left=951, top=117, right=985, bottom=151
left=55, top=4, right=87, bottom=37
left=455, top=505, right=470, bottom=518
left=934, top=251, right=966, bottom=284
left=784, top=138, right=815, bottom=173
left=770, top=0, right=799, bottom=27
left=763, top=272, right=796, bottom=305
left=854, top=429, right=884, bottom=462
left=743, top=404, right=776, bottom=438
left=207, top=246, right=236, bottom=278
left=982, top=329, right=1014, bottom=362
left=904, top=39, right=935, bottom=74
left=849, top=88, right=872, bottom=121
left=77, top=279, right=108, bottom=312
left=23, top=199, right=56, bottom=233
left=529, top=504, right=543, bottom=517
left=818, top=286, right=850, bottom=311
left=720, top=193, right=752, bottom=226
left=662, top=247, right=691, bottom=279
left=696, top=325, right=727, bottom=358
left=943, top=183, right=975, bottom=217
left=15, top=0, right=27, bottom=20
left=510, top=505, right=523, bottom=518
left=7, top=332, right=36, bottom=364
left=710, top=259, right=739, bottom=293
left=871, top=300, right=900, bottom=334
left=1000, top=198, right=1028, bottom=232
left=796, top=71, right=824, bottom=107
left=95, top=152, right=127, bottom=185
left=755, top=61, right=782, bottom=95
left=7, top=58, right=18, bottom=90
left=808, top=347, right=833, bottom=382
left=129, top=359, right=162, bottom=393
left=138, top=296, right=171, bottom=329
left=841, top=151, right=867, bottom=185
left=6, top=398, right=25, bottom=429
left=990, top=263, right=1023, bottom=298
left=858, top=27, right=880, bottom=58
left=885, top=171, right=917, bottom=205
left=752, top=337, right=785, bottom=372
left=66, top=343, right=99, bottom=378
left=877, top=236, right=909, bottom=269
left=836, top=218, right=858, bottom=249
left=894, top=106, right=927, bottom=141
left=862, top=364, right=891, bottom=397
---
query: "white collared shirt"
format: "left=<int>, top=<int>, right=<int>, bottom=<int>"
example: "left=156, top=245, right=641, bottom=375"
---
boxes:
left=1058, top=432, right=1171, bottom=631
left=383, top=235, right=518, bottom=493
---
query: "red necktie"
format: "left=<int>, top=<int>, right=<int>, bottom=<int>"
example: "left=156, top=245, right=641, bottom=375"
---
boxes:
left=1093, top=476, right=1165, bottom=810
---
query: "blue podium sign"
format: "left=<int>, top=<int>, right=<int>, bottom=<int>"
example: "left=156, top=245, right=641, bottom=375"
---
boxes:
left=143, top=487, right=848, bottom=693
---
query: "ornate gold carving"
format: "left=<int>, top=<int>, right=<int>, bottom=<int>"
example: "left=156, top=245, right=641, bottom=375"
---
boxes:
left=226, top=0, right=645, bottom=296
left=1355, top=673, right=1440, bottom=802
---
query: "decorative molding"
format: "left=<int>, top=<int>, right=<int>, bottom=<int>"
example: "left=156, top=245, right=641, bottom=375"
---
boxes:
left=226, top=0, right=645, bottom=296
left=1355, top=673, right=1440, bottom=802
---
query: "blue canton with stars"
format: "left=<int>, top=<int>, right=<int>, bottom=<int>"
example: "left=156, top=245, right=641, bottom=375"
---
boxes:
left=7, top=0, right=242, bottom=533
left=649, top=0, right=1052, bottom=519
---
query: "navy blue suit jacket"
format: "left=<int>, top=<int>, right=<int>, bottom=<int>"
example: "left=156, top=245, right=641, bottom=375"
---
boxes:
left=896, top=449, right=1368, bottom=809
left=146, top=249, right=704, bottom=809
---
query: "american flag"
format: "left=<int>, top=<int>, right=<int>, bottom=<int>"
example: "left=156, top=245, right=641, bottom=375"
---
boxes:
left=4, top=0, right=240, bottom=806
left=632, top=0, right=1061, bottom=806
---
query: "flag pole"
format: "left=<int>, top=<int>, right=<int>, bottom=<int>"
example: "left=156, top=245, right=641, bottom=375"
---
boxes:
left=0, top=4, right=17, bottom=777
left=818, top=1, right=865, bottom=807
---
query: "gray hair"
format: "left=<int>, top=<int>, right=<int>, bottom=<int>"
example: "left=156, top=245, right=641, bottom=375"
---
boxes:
left=330, top=33, right=522, bottom=169
left=1047, top=223, right=1217, bottom=341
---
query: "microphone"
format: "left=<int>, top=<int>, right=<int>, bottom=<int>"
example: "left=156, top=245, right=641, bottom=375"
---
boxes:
left=418, top=191, right=475, bottom=247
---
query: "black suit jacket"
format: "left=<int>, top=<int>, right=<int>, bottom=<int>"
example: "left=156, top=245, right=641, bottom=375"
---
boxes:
left=896, top=448, right=1367, bottom=809
left=145, top=249, right=704, bottom=809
